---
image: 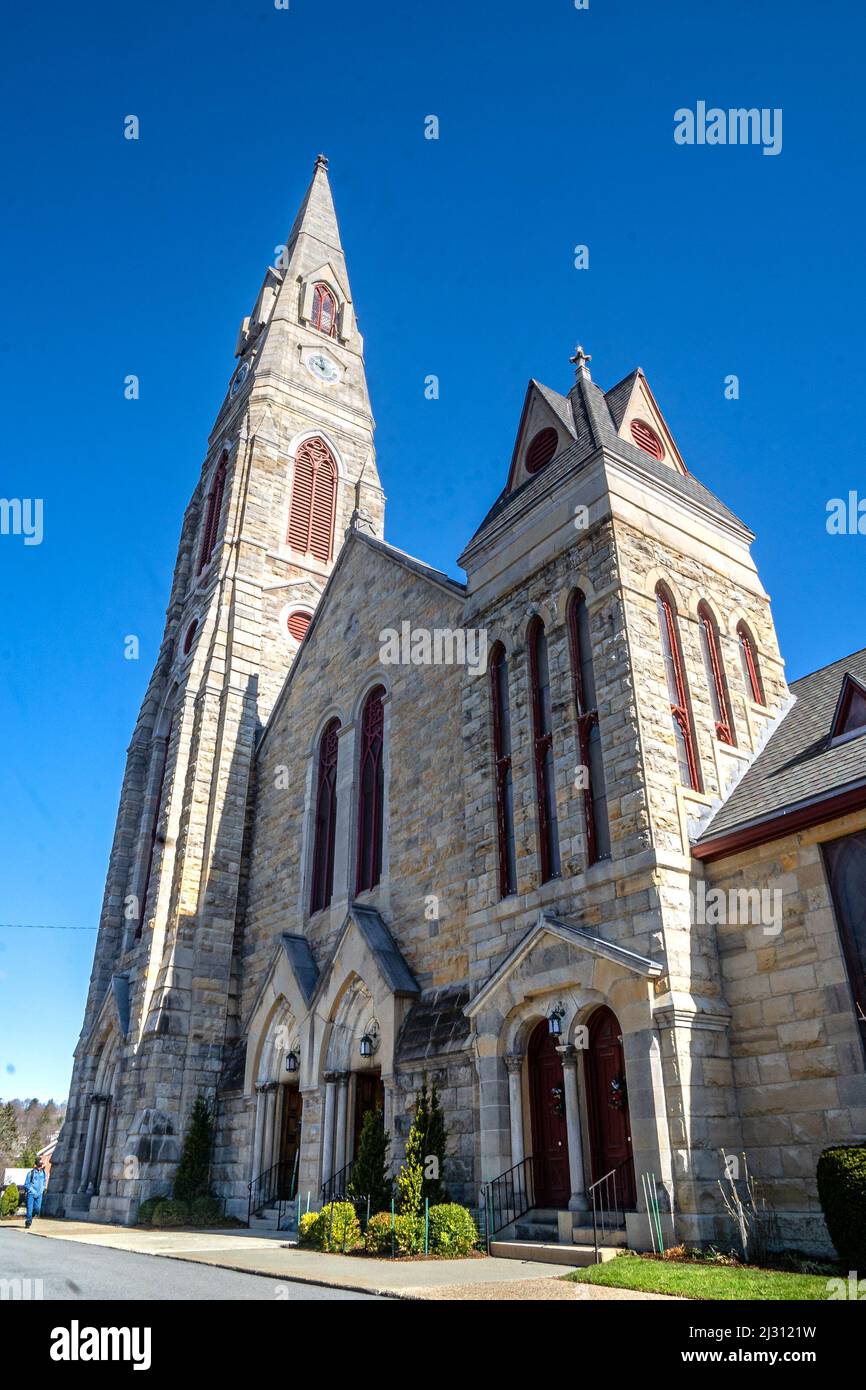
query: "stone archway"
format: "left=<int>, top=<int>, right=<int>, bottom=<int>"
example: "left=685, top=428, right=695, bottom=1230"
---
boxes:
left=78, top=1030, right=119, bottom=1197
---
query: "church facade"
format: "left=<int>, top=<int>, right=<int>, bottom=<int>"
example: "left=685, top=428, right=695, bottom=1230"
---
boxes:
left=47, top=157, right=866, bottom=1256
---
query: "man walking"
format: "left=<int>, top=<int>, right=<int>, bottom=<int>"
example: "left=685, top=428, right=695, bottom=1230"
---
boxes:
left=24, top=1155, right=47, bottom=1229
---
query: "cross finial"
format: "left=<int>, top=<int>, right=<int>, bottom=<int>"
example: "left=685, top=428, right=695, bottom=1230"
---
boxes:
left=315, top=153, right=329, bottom=171
left=570, top=344, right=592, bottom=380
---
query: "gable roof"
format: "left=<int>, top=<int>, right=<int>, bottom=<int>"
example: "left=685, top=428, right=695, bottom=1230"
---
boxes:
left=257, top=526, right=465, bottom=757
left=693, top=647, right=866, bottom=860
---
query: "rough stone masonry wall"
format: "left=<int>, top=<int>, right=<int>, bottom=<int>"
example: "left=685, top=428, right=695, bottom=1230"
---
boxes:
left=704, top=809, right=866, bottom=1254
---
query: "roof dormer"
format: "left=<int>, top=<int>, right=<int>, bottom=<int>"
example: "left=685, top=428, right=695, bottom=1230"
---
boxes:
left=830, top=672, right=866, bottom=745
left=606, top=368, right=687, bottom=475
left=505, top=380, right=578, bottom=493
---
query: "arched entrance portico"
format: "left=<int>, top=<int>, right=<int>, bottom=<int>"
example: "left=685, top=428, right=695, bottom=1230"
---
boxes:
left=585, top=1005, right=636, bottom=1209
left=527, top=1019, right=570, bottom=1207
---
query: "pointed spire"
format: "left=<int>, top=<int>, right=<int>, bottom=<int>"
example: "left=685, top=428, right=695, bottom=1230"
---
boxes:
left=284, top=153, right=343, bottom=259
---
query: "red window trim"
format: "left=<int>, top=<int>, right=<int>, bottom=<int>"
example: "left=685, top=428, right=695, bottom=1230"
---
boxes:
left=198, top=456, right=227, bottom=573
left=698, top=603, right=735, bottom=746
left=528, top=618, right=560, bottom=883
left=310, top=718, right=340, bottom=914
left=567, top=591, right=609, bottom=864
left=355, top=686, right=385, bottom=894
left=737, top=622, right=766, bottom=706
left=489, top=643, right=516, bottom=897
left=312, top=283, right=337, bottom=337
left=656, top=586, right=702, bottom=792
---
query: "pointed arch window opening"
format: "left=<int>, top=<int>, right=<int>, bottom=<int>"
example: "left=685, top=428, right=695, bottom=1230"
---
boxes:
left=312, top=283, right=338, bottom=338
left=198, top=457, right=227, bottom=573
left=490, top=644, right=517, bottom=898
left=567, top=592, right=611, bottom=864
left=698, top=604, right=736, bottom=746
left=356, top=687, right=385, bottom=894
left=528, top=619, right=561, bottom=883
left=310, top=718, right=341, bottom=915
left=287, top=436, right=337, bottom=563
left=656, top=586, right=702, bottom=792
left=138, top=715, right=174, bottom=940
left=737, top=622, right=766, bottom=706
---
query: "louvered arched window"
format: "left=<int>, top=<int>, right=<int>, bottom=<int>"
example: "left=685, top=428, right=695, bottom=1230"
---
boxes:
left=310, top=718, right=340, bottom=914
left=198, top=456, right=227, bottom=572
left=528, top=618, right=561, bottom=882
left=567, top=591, right=610, bottom=863
left=656, top=584, right=701, bottom=791
left=312, top=283, right=337, bottom=337
left=698, top=603, right=735, bottom=745
left=489, top=644, right=517, bottom=897
left=356, top=686, right=385, bottom=894
left=287, top=437, right=337, bottom=563
left=737, top=621, right=765, bottom=706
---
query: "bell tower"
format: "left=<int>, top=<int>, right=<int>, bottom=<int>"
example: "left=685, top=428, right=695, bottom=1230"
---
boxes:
left=48, top=157, right=383, bottom=1222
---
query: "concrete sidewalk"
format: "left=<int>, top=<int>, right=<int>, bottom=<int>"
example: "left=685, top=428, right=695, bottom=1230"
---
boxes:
left=10, top=1218, right=675, bottom=1300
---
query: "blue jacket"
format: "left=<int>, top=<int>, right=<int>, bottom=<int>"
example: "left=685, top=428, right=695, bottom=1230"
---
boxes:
left=24, top=1166, right=46, bottom=1199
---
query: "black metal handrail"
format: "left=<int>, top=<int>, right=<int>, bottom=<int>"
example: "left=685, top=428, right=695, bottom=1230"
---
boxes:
left=587, top=1157, right=630, bottom=1263
left=247, top=1157, right=298, bottom=1225
left=481, top=1155, right=535, bottom=1242
left=321, top=1158, right=354, bottom=1205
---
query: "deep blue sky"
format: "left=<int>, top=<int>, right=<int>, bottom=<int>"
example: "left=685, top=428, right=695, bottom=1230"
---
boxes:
left=2, top=0, right=864, bottom=1099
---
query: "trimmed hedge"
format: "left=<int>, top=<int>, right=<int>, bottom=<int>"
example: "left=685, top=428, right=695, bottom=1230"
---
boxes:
left=299, top=1201, right=361, bottom=1252
left=365, top=1210, right=419, bottom=1256
left=428, top=1203, right=478, bottom=1257
left=816, top=1145, right=866, bottom=1270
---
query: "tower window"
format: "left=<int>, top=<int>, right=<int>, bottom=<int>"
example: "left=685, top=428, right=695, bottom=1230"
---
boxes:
left=287, top=611, right=312, bottom=643
left=182, top=620, right=198, bottom=657
left=567, top=591, right=611, bottom=863
left=630, top=418, right=665, bottom=460
left=198, top=456, right=227, bottom=573
left=525, top=427, right=558, bottom=475
left=312, top=283, right=337, bottom=337
left=656, top=584, right=701, bottom=791
left=698, top=603, right=735, bottom=745
left=489, top=643, right=517, bottom=897
left=310, top=718, right=340, bottom=914
left=356, top=686, right=385, bottom=894
left=737, top=621, right=765, bottom=705
left=528, top=617, right=561, bottom=882
left=287, top=436, right=337, bottom=563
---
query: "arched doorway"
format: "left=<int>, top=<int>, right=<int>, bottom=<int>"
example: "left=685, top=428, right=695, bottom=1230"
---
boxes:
left=528, top=1018, right=570, bottom=1207
left=585, top=1006, right=636, bottom=1209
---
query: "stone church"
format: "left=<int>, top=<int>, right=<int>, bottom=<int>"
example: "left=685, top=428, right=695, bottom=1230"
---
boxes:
left=48, top=156, right=866, bottom=1257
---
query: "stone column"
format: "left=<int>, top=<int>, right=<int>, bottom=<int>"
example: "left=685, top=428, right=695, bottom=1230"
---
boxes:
left=334, top=1073, right=350, bottom=1175
left=77, top=1095, right=100, bottom=1193
left=261, top=1084, right=277, bottom=1176
left=86, top=1097, right=110, bottom=1195
left=557, top=1045, right=587, bottom=1211
left=381, top=1075, right=397, bottom=1179
left=250, top=1087, right=266, bottom=1180
left=321, top=1073, right=338, bottom=1188
left=504, top=1055, right=525, bottom=1168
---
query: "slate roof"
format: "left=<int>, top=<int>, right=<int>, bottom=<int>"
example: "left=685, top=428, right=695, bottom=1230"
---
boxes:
left=395, top=985, right=472, bottom=1063
left=461, top=371, right=747, bottom=557
left=694, top=647, right=866, bottom=847
left=348, top=905, right=420, bottom=997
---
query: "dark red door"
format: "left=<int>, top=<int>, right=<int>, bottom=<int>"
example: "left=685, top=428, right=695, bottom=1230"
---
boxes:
left=278, top=1088, right=302, bottom=1195
left=528, top=1019, right=570, bottom=1207
left=586, top=1006, right=636, bottom=1209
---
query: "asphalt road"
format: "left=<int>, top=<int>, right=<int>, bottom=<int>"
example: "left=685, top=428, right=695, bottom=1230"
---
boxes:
left=0, top=1229, right=379, bottom=1300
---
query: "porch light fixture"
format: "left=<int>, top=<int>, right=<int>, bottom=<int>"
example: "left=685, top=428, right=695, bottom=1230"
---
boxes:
left=359, top=1018, right=381, bottom=1058
left=285, top=1049, right=299, bottom=1074
left=548, top=1003, right=566, bottom=1037
left=359, top=1034, right=374, bottom=1058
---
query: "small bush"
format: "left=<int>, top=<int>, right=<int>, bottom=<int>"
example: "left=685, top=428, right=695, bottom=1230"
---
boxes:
left=364, top=1210, right=420, bottom=1256
left=298, top=1210, right=321, bottom=1246
left=190, top=1194, right=224, bottom=1227
left=1, top=1183, right=20, bottom=1218
left=299, top=1202, right=362, bottom=1252
left=428, top=1203, right=478, bottom=1257
left=136, top=1195, right=169, bottom=1226
left=817, top=1145, right=866, bottom=1270
left=150, top=1199, right=191, bottom=1228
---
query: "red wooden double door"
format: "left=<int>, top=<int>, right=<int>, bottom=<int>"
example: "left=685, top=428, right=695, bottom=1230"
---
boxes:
left=528, top=1007, right=636, bottom=1210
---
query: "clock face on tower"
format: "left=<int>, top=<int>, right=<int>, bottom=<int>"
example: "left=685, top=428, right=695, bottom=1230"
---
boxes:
left=230, top=360, right=250, bottom=397
left=304, top=350, right=339, bottom=384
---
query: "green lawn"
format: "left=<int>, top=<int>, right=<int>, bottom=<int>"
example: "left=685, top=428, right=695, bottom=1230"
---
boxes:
left=566, top=1256, right=834, bottom=1301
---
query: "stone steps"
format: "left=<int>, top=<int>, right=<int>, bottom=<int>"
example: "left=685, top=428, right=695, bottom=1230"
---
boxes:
left=490, top=1240, right=619, bottom=1267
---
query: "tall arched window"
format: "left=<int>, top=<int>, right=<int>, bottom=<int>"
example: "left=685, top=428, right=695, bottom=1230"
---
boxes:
left=138, top=714, right=174, bottom=939
left=310, top=718, right=340, bottom=914
left=489, top=643, right=517, bottom=897
left=737, top=621, right=765, bottom=705
left=198, top=456, right=227, bottom=572
left=698, top=603, right=735, bottom=745
left=567, top=592, right=610, bottom=863
left=655, top=584, right=701, bottom=791
left=356, top=686, right=385, bottom=894
left=287, top=436, right=337, bottom=563
left=528, top=618, right=561, bottom=882
left=312, top=283, right=337, bottom=336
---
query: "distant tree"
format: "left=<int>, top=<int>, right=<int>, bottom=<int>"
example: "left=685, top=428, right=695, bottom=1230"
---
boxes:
left=19, top=1140, right=39, bottom=1168
left=0, top=1103, right=19, bottom=1167
left=173, top=1095, right=214, bottom=1204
